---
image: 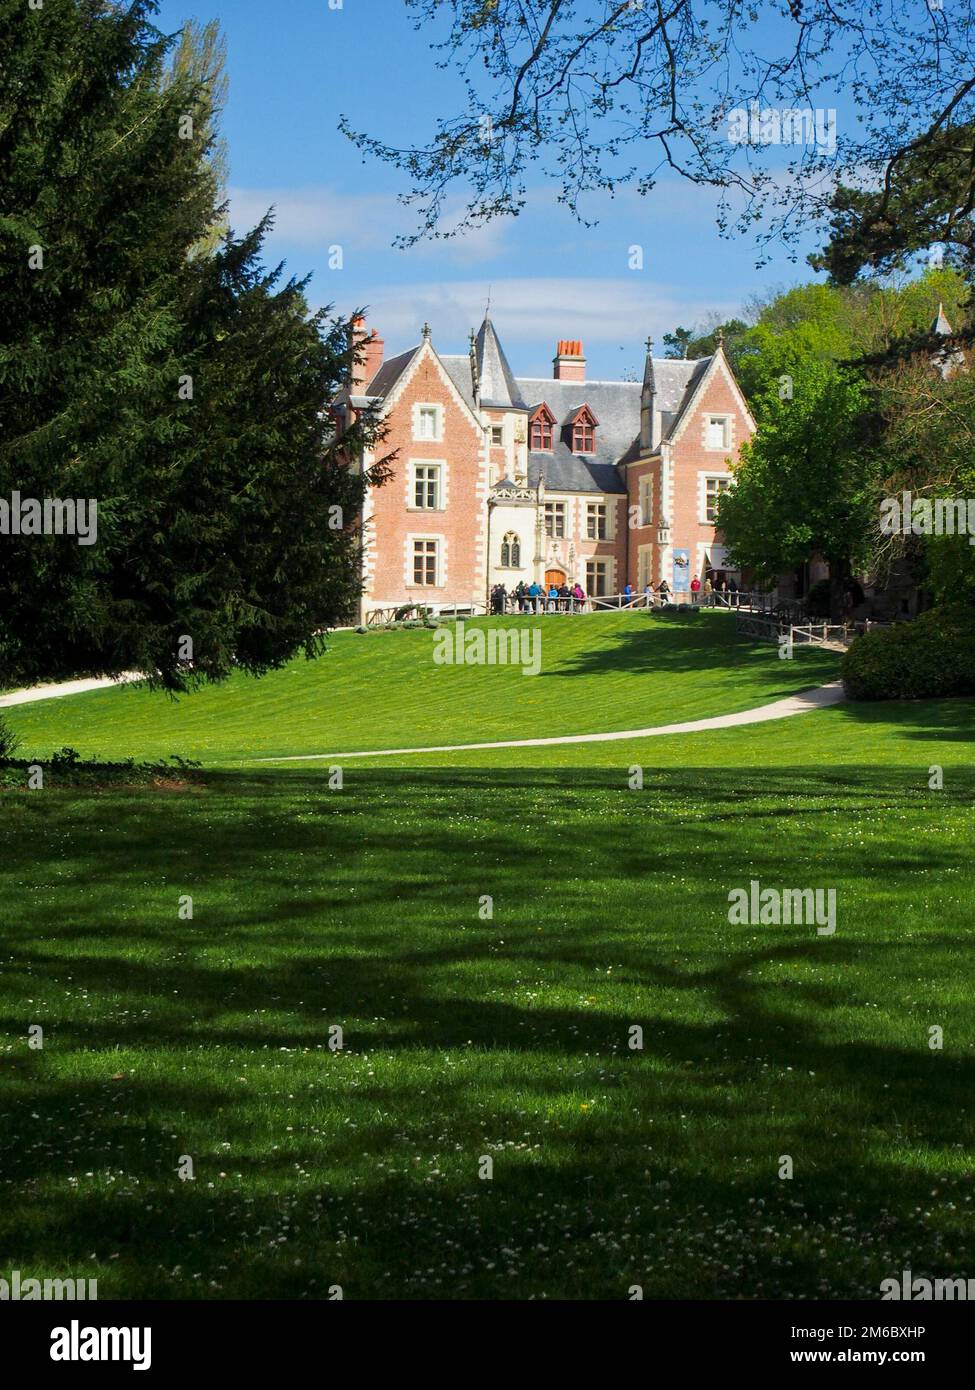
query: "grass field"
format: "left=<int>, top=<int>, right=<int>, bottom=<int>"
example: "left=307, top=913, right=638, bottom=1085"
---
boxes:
left=4, top=611, right=840, bottom=764
left=1, top=613, right=973, bottom=1300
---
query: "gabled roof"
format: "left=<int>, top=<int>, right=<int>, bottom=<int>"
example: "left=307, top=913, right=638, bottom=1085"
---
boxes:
left=363, top=317, right=749, bottom=494
left=661, top=356, right=713, bottom=440
left=365, top=345, right=421, bottom=398
left=567, top=403, right=599, bottom=426
left=475, top=315, right=529, bottom=409
left=440, top=354, right=479, bottom=409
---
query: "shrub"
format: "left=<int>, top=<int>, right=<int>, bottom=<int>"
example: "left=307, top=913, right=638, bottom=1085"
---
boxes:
left=842, top=605, right=975, bottom=700
left=0, top=751, right=202, bottom=791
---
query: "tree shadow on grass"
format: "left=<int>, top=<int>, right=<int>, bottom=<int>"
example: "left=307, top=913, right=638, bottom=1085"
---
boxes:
left=1, top=765, right=973, bottom=1298
left=829, top=694, right=975, bottom=744
left=539, top=612, right=840, bottom=695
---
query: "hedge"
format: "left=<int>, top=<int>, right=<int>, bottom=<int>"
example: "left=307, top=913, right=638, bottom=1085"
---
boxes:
left=842, top=605, right=975, bottom=700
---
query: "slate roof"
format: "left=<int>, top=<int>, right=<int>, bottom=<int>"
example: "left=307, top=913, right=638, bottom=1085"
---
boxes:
left=363, top=318, right=720, bottom=494
left=365, top=345, right=421, bottom=398
left=440, top=354, right=479, bottom=409
left=516, top=377, right=639, bottom=494
left=651, top=357, right=712, bottom=444
left=475, top=316, right=529, bottom=409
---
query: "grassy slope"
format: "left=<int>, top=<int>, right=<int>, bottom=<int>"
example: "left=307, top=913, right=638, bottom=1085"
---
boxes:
left=2, top=768, right=973, bottom=1299
left=3, top=612, right=840, bottom=765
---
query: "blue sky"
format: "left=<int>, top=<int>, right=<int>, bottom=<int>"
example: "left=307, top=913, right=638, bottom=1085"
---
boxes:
left=154, top=0, right=838, bottom=379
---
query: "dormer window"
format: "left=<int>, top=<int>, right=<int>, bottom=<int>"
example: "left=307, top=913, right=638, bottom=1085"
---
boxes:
left=569, top=405, right=598, bottom=454
left=529, top=403, right=555, bottom=451
left=574, top=420, right=594, bottom=453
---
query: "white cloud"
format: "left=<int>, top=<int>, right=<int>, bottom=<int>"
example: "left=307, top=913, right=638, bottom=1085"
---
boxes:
left=336, top=278, right=742, bottom=359
left=227, top=185, right=510, bottom=265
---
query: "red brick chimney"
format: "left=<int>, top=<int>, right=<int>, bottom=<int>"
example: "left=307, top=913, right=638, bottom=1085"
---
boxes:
left=553, top=339, right=586, bottom=382
left=350, top=317, right=384, bottom=391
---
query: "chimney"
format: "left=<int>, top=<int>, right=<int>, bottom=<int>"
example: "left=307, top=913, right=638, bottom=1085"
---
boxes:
left=553, top=339, right=586, bottom=382
left=350, top=317, right=384, bottom=392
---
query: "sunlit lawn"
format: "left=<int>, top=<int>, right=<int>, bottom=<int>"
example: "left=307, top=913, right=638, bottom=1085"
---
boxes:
left=3, top=611, right=840, bottom=764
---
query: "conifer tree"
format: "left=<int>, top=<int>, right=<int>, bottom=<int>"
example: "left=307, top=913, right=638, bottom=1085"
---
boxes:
left=0, top=0, right=384, bottom=690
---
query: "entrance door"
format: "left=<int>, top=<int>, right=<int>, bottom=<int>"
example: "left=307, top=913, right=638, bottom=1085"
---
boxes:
left=545, top=569, right=566, bottom=588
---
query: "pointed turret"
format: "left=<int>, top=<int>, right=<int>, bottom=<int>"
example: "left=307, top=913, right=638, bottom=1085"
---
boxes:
left=641, top=336, right=655, bottom=451
left=468, top=329, right=480, bottom=408
left=642, top=336, right=656, bottom=393
left=931, top=302, right=953, bottom=337
left=475, top=315, right=528, bottom=409
left=931, top=302, right=966, bottom=379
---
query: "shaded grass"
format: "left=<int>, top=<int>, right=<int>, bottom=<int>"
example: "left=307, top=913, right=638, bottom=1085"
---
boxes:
left=1, top=767, right=973, bottom=1299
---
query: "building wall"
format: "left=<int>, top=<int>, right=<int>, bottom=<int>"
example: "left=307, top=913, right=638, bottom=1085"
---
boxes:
left=484, top=408, right=529, bottom=484
left=626, top=362, right=753, bottom=588
left=533, top=491, right=626, bottom=593
left=669, top=367, right=747, bottom=585
left=488, top=501, right=536, bottom=591
left=625, top=457, right=663, bottom=585
left=360, top=345, right=753, bottom=610
left=362, top=347, right=487, bottom=613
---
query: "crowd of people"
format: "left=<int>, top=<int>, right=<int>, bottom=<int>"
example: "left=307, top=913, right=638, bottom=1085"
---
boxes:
left=489, top=570, right=742, bottom=614
left=491, top=580, right=589, bottom=614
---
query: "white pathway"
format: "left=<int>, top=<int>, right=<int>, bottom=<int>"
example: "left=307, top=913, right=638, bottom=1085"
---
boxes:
left=0, top=673, right=142, bottom=708
left=251, top=680, right=847, bottom=763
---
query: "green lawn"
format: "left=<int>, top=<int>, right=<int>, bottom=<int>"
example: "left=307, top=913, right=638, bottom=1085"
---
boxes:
left=3, top=611, right=840, bottom=764
left=340, top=697, right=975, bottom=770
left=1, top=615, right=973, bottom=1300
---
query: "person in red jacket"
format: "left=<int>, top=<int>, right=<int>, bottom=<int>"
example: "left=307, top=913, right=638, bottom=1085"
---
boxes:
left=690, top=574, right=702, bottom=604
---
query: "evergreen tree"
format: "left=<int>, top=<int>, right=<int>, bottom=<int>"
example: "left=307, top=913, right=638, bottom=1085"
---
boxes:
left=0, top=0, right=384, bottom=691
left=662, top=328, right=693, bottom=359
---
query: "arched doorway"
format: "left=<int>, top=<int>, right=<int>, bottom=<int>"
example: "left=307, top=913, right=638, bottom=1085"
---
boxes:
left=545, top=568, right=566, bottom=588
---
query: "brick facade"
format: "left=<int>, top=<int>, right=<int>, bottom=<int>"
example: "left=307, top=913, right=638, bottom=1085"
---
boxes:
left=341, top=319, right=755, bottom=617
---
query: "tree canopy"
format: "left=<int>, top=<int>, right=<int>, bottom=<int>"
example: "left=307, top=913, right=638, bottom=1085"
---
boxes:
left=342, top=0, right=975, bottom=269
left=0, top=0, right=386, bottom=692
left=717, top=360, right=880, bottom=606
left=710, top=267, right=975, bottom=609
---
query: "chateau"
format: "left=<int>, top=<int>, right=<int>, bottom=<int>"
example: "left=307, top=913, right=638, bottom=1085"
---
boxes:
left=339, top=314, right=756, bottom=619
